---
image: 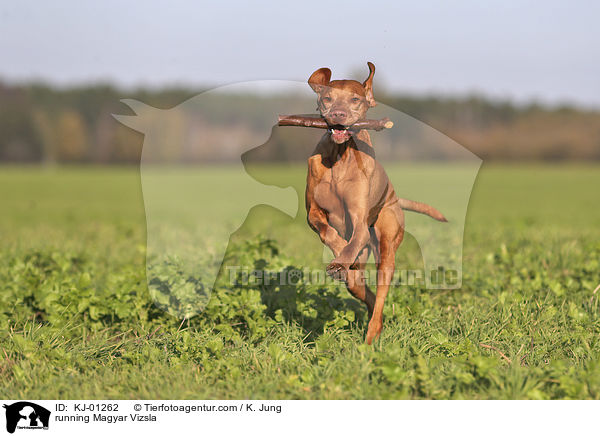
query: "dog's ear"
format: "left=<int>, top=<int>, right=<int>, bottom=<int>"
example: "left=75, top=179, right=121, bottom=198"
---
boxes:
left=308, top=67, right=331, bottom=94
left=363, top=62, right=377, bottom=107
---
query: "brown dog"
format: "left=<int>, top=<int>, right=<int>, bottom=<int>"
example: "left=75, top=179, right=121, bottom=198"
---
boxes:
left=305, top=62, right=447, bottom=344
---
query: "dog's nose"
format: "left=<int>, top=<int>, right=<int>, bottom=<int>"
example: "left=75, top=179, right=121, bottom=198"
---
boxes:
left=330, top=110, right=348, bottom=123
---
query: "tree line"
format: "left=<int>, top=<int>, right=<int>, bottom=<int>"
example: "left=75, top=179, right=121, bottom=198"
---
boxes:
left=1, top=81, right=598, bottom=163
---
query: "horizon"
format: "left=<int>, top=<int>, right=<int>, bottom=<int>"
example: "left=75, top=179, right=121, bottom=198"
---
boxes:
left=2, top=77, right=597, bottom=112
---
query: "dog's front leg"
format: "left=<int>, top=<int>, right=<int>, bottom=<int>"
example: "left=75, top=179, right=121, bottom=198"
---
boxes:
left=307, top=204, right=347, bottom=258
left=326, top=196, right=371, bottom=281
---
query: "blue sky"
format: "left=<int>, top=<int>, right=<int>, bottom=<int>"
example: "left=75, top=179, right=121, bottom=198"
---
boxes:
left=1, top=0, right=598, bottom=107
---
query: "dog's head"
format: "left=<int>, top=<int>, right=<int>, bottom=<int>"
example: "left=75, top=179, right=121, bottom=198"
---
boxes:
left=308, top=62, right=376, bottom=143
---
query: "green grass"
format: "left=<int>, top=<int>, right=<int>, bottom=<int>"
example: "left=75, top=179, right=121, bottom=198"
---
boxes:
left=1, top=164, right=599, bottom=399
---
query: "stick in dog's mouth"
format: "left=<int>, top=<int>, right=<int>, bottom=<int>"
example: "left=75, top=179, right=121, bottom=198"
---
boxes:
left=278, top=115, right=393, bottom=132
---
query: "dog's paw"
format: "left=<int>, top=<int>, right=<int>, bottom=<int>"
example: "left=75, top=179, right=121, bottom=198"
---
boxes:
left=326, top=262, right=347, bottom=282
left=365, top=320, right=383, bottom=345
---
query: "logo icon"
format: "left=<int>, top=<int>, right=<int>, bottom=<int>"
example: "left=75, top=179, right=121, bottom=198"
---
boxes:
left=3, top=402, right=50, bottom=434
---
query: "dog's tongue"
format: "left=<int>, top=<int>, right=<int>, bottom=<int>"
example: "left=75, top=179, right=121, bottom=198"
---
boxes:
left=331, top=129, right=351, bottom=143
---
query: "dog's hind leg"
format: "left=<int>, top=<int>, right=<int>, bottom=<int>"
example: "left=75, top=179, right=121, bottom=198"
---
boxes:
left=366, top=204, right=404, bottom=344
left=345, top=246, right=376, bottom=318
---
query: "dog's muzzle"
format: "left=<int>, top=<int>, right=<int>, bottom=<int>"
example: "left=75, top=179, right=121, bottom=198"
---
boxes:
left=329, top=127, right=352, bottom=144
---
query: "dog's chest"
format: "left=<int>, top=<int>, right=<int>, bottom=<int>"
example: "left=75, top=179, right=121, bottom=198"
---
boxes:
left=313, top=157, right=355, bottom=211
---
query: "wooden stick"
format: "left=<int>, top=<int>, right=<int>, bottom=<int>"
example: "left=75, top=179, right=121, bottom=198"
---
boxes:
left=278, top=114, right=393, bottom=131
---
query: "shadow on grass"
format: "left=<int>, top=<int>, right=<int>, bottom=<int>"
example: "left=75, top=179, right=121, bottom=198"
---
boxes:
left=226, top=238, right=368, bottom=340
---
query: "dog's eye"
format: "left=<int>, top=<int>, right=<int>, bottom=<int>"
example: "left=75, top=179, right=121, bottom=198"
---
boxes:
left=351, top=97, right=360, bottom=103
left=322, top=96, right=332, bottom=103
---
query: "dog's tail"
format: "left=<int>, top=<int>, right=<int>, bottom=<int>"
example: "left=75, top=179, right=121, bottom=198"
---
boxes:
left=398, top=198, right=448, bottom=222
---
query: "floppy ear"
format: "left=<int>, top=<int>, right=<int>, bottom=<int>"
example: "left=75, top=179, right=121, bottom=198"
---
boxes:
left=308, top=67, right=331, bottom=94
left=363, top=61, right=377, bottom=107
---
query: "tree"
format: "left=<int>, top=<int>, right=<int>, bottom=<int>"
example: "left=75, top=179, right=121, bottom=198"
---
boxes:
left=56, top=110, right=88, bottom=162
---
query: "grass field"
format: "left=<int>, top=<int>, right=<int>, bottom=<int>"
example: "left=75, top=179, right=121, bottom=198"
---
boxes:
left=1, top=164, right=599, bottom=399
